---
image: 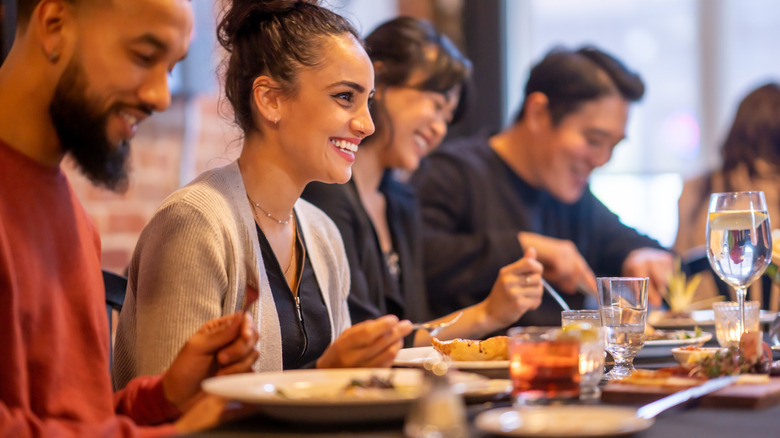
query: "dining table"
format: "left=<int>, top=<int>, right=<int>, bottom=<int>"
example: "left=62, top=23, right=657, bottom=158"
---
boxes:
left=186, top=337, right=780, bottom=438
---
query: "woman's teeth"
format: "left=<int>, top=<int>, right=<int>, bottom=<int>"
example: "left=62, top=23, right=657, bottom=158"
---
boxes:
left=413, top=135, right=428, bottom=153
left=331, top=139, right=358, bottom=153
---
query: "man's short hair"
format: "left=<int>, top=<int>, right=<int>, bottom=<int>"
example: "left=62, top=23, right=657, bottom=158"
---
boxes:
left=515, top=45, right=644, bottom=125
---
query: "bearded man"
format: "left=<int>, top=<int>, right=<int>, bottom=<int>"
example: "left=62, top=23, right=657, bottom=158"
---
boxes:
left=0, top=1, right=259, bottom=436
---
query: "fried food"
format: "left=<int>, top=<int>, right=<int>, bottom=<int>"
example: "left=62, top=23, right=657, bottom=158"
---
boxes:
left=431, top=335, right=508, bottom=361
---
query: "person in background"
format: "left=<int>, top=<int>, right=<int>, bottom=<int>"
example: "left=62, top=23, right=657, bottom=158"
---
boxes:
left=113, top=0, right=412, bottom=389
left=0, top=0, right=259, bottom=436
left=411, top=45, right=674, bottom=326
left=303, top=17, right=544, bottom=346
left=675, top=82, right=780, bottom=308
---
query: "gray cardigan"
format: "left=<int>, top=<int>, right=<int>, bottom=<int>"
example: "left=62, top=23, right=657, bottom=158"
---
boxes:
left=113, top=161, right=351, bottom=389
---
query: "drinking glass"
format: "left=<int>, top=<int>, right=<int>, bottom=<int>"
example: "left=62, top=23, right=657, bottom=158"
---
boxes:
left=508, top=327, right=580, bottom=405
left=597, top=277, right=648, bottom=380
left=706, top=191, right=772, bottom=338
left=713, top=301, right=760, bottom=348
left=561, top=310, right=601, bottom=328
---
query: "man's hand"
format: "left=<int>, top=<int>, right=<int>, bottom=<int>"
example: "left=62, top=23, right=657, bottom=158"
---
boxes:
left=316, top=315, right=413, bottom=368
left=483, top=248, right=544, bottom=327
left=162, top=313, right=259, bottom=413
left=518, top=232, right=596, bottom=294
left=622, top=248, right=675, bottom=308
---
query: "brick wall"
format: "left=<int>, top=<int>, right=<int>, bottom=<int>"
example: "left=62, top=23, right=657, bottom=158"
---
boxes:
left=64, top=94, right=242, bottom=275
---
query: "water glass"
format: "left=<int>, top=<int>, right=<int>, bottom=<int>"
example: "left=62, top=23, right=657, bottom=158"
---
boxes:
left=561, top=310, right=602, bottom=328
left=706, top=191, right=771, bottom=338
left=713, top=301, right=760, bottom=348
left=508, top=326, right=580, bottom=406
left=560, top=322, right=606, bottom=400
left=597, top=277, right=649, bottom=380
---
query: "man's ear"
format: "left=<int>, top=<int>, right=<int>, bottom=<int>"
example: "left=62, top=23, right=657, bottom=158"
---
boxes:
left=251, top=76, right=284, bottom=125
left=33, top=0, right=73, bottom=64
left=524, top=92, right=552, bottom=134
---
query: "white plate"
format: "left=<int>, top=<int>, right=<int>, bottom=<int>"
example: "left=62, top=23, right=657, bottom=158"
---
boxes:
left=649, top=309, right=777, bottom=329
left=474, top=406, right=654, bottom=437
left=394, top=346, right=509, bottom=378
left=644, top=330, right=713, bottom=347
left=636, top=330, right=713, bottom=358
left=202, top=368, right=422, bottom=423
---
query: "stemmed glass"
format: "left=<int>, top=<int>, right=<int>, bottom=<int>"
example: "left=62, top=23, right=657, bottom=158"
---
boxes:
left=706, top=191, right=772, bottom=338
left=598, top=277, right=648, bottom=380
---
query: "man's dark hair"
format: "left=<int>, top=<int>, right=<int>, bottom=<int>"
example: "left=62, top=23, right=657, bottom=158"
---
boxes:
left=515, top=45, right=644, bottom=125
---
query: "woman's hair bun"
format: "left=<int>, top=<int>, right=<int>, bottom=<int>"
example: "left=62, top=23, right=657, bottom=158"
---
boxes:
left=218, top=0, right=319, bottom=51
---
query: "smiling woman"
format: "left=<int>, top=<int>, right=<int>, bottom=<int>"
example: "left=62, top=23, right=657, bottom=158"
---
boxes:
left=113, top=0, right=413, bottom=391
left=302, top=16, right=546, bottom=349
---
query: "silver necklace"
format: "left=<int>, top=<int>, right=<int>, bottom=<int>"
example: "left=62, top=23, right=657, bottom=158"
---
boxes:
left=247, top=194, right=293, bottom=225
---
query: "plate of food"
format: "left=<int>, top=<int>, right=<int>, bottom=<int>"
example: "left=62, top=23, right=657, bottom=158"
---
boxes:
left=637, top=329, right=713, bottom=358
left=202, top=368, right=422, bottom=423
left=648, top=309, right=777, bottom=329
left=394, top=336, right=510, bottom=378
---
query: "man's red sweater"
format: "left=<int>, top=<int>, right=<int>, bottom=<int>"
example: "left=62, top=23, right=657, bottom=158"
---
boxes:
left=0, top=140, right=179, bottom=437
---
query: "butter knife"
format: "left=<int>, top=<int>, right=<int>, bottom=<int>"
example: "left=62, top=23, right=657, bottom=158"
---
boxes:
left=635, top=375, right=738, bottom=419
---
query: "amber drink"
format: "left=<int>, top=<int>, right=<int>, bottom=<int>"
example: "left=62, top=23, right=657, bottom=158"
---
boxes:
left=508, top=327, right=580, bottom=405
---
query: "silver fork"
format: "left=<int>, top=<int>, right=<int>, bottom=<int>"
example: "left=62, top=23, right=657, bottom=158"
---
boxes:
left=410, top=312, right=463, bottom=336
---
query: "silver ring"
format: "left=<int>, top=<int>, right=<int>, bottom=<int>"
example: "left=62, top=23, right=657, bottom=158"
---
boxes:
left=523, top=276, right=530, bottom=286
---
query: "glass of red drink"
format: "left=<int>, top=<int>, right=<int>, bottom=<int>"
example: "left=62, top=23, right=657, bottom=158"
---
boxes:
left=508, top=327, right=581, bottom=406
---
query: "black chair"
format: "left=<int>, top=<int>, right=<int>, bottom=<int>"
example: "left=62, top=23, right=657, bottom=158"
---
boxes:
left=103, top=269, right=127, bottom=369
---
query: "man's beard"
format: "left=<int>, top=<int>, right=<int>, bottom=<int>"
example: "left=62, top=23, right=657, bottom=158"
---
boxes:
left=50, top=58, right=131, bottom=192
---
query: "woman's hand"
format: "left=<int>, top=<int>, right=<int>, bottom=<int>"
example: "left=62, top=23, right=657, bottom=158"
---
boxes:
left=483, top=247, right=544, bottom=327
left=317, top=315, right=413, bottom=368
left=162, top=313, right=259, bottom=413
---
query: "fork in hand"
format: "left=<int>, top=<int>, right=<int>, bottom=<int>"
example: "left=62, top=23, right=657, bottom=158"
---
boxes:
left=410, top=312, right=463, bottom=337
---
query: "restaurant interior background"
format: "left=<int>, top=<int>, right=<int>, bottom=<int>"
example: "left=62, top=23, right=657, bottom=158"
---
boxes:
left=2, top=0, right=780, bottom=275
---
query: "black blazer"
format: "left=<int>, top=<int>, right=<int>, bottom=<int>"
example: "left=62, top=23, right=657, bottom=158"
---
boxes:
left=303, top=173, right=431, bottom=327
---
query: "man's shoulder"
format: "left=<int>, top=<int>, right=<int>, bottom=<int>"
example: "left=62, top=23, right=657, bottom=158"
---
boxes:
left=433, top=134, right=492, bottom=161
left=416, top=134, right=493, bottom=177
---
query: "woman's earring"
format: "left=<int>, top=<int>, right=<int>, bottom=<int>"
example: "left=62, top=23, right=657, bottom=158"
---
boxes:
left=48, top=50, right=60, bottom=63
left=274, top=116, right=279, bottom=125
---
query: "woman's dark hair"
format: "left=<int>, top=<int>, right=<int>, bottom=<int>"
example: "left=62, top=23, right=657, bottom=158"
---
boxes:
left=694, top=83, right=780, bottom=221
left=217, top=0, right=360, bottom=134
left=721, top=82, right=780, bottom=176
left=515, top=45, right=644, bottom=125
left=364, top=16, right=472, bottom=144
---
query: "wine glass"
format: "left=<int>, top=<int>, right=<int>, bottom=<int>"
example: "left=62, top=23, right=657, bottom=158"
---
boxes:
left=598, top=277, right=648, bottom=380
left=706, top=191, right=772, bottom=338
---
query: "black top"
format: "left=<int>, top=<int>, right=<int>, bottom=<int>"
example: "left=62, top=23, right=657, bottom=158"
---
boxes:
left=410, top=134, right=666, bottom=326
left=302, top=175, right=431, bottom=329
left=256, top=219, right=331, bottom=369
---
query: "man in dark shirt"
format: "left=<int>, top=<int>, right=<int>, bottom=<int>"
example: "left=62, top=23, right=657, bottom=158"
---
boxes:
left=412, top=45, right=674, bottom=325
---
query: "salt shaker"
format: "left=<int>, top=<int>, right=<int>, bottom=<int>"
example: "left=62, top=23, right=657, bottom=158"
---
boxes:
left=404, top=370, right=467, bottom=438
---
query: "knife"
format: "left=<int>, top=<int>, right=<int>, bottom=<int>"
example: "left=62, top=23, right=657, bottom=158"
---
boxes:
left=635, top=375, right=738, bottom=419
